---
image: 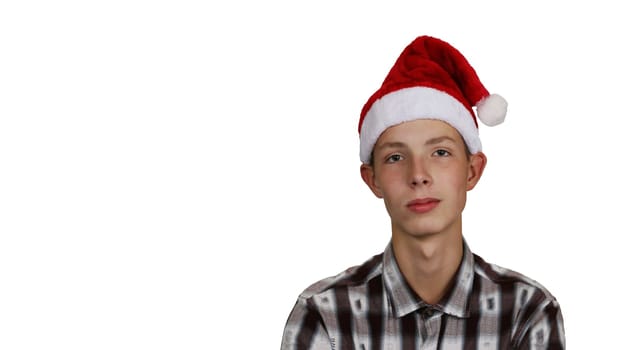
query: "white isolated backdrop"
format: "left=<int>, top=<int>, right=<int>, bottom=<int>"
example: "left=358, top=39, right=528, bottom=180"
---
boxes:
left=0, top=1, right=619, bottom=348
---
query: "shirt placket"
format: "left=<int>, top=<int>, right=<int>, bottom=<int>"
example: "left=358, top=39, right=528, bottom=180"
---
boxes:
left=417, top=308, right=442, bottom=350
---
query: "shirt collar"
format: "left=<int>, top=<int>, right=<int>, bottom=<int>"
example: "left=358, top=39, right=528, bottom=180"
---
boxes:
left=382, top=239, right=474, bottom=318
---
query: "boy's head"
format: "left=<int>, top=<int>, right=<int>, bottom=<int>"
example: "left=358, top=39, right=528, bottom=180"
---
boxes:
left=358, top=36, right=507, bottom=165
left=357, top=36, right=505, bottom=238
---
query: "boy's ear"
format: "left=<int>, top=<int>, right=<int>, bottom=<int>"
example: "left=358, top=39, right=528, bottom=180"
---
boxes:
left=466, top=152, right=487, bottom=191
left=360, top=163, right=384, bottom=199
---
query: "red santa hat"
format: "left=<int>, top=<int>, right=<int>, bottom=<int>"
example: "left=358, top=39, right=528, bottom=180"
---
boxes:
left=358, top=35, right=507, bottom=163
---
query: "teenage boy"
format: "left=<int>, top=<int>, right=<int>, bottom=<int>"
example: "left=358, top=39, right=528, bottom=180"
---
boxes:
left=281, top=36, right=565, bottom=350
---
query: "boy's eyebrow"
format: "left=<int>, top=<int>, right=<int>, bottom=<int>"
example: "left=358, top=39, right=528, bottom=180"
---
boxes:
left=376, top=136, right=457, bottom=151
left=375, top=141, right=407, bottom=151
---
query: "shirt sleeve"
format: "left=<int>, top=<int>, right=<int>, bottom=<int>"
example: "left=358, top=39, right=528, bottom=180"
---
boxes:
left=515, top=299, right=565, bottom=350
left=281, top=297, right=332, bottom=350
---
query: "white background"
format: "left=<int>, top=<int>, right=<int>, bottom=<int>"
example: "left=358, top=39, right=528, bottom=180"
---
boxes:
left=1, top=1, right=620, bottom=348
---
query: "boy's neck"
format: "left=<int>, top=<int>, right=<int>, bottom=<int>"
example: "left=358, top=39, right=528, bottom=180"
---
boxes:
left=391, top=228, right=464, bottom=306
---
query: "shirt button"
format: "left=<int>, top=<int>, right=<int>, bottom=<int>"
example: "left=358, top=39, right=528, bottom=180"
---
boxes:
left=423, top=308, right=435, bottom=318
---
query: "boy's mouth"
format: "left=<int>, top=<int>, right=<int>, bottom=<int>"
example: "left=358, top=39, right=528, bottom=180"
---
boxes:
left=407, top=198, right=440, bottom=214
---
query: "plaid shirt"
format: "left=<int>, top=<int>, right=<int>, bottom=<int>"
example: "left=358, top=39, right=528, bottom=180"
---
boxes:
left=281, top=241, right=565, bottom=350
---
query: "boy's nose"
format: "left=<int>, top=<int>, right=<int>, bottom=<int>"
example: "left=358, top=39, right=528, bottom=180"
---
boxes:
left=410, top=162, right=431, bottom=186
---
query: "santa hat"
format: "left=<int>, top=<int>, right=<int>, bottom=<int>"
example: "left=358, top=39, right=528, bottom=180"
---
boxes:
left=358, top=35, right=507, bottom=163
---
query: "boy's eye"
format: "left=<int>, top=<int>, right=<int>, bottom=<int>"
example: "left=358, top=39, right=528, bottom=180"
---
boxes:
left=434, top=149, right=450, bottom=157
left=386, top=154, right=404, bottom=163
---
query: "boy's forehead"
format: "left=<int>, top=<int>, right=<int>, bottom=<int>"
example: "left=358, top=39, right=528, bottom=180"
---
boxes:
left=376, top=119, right=462, bottom=143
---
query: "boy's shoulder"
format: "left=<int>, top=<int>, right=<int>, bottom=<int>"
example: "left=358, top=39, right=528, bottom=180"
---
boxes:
left=298, top=252, right=384, bottom=301
left=473, top=253, right=558, bottom=302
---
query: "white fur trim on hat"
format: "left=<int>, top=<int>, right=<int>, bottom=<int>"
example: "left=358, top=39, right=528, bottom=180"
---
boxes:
left=359, top=86, right=482, bottom=163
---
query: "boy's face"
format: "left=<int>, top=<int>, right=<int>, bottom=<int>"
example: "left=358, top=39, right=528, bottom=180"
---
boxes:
left=360, top=119, right=486, bottom=240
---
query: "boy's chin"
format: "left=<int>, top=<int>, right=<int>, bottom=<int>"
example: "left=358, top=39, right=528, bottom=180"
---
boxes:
left=393, top=224, right=447, bottom=239
left=392, top=217, right=460, bottom=240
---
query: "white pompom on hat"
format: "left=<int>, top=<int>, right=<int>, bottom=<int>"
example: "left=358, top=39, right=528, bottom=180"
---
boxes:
left=358, top=36, right=507, bottom=163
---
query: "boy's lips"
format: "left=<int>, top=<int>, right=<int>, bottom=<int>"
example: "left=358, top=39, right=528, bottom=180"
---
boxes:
left=407, top=198, right=440, bottom=214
